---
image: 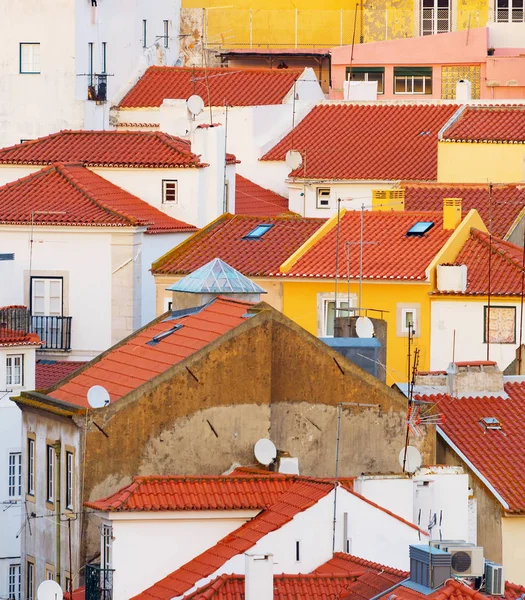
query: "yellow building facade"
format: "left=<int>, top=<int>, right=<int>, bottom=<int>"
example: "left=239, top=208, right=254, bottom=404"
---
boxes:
left=183, top=0, right=490, bottom=48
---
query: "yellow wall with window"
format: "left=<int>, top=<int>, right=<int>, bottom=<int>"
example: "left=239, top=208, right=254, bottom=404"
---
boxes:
left=438, top=142, right=525, bottom=183
left=502, top=516, right=525, bottom=586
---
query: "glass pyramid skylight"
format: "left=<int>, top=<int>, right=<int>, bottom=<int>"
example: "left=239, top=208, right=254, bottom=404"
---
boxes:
left=166, top=258, right=267, bottom=295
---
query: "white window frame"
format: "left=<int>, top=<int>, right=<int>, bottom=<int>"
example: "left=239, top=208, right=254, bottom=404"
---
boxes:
left=346, top=68, right=385, bottom=94
left=8, top=452, right=22, bottom=498
left=398, top=306, right=419, bottom=337
left=27, top=438, right=35, bottom=496
left=6, top=354, right=23, bottom=387
left=495, top=0, right=524, bottom=22
left=420, top=0, right=451, bottom=35
left=66, top=451, right=74, bottom=510
left=31, top=277, right=63, bottom=317
left=162, top=180, right=178, bottom=204
left=46, top=445, right=54, bottom=503
left=19, top=43, right=40, bottom=74
left=316, top=188, right=331, bottom=209
left=27, top=560, right=35, bottom=600
left=318, top=293, right=357, bottom=337
left=9, top=563, right=21, bottom=600
left=394, top=70, right=432, bottom=95
left=102, top=524, right=113, bottom=570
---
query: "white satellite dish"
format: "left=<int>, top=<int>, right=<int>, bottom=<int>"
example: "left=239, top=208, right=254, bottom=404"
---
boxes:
left=399, top=446, right=422, bottom=474
left=187, top=94, right=204, bottom=116
left=355, top=316, right=374, bottom=338
left=37, top=580, right=63, bottom=600
left=285, top=149, right=303, bottom=170
left=172, top=118, right=190, bottom=137
left=254, top=438, right=277, bottom=466
left=87, top=385, right=110, bottom=409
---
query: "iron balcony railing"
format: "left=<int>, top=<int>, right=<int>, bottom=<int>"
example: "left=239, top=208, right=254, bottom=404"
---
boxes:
left=31, top=315, right=72, bottom=351
left=85, top=564, right=114, bottom=600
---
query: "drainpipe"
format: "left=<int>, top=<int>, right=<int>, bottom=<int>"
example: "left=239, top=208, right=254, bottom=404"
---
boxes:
left=53, top=441, right=62, bottom=585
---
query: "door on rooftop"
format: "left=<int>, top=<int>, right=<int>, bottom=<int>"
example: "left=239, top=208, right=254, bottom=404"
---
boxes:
left=421, top=0, right=451, bottom=35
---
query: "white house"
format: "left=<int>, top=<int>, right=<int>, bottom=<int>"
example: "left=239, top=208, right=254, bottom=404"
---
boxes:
left=0, top=0, right=180, bottom=147
left=0, top=307, right=39, bottom=600
left=111, top=65, right=324, bottom=195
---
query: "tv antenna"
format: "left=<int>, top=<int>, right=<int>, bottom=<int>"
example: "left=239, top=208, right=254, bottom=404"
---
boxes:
left=87, top=385, right=110, bottom=409
left=254, top=438, right=277, bottom=466
left=37, top=580, right=63, bottom=600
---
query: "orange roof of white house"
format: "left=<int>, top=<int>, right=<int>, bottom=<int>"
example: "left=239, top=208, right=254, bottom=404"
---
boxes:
left=441, top=105, right=525, bottom=143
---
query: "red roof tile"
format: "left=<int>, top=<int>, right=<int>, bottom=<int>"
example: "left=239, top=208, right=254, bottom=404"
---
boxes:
left=378, top=578, right=525, bottom=600
left=131, top=479, right=334, bottom=600
left=0, top=329, right=40, bottom=347
left=442, top=106, right=525, bottom=142
left=85, top=473, right=296, bottom=512
left=118, top=66, right=300, bottom=108
left=286, top=211, right=454, bottom=280
left=261, top=104, right=459, bottom=181
left=151, top=213, right=325, bottom=277
left=184, top=573, right=361, bottom=600
left=235, top=175, right=291, bottom=216
left=48, top=297, right=253, bottom=408
left=442, top=228, right=525, bottom=295
left=415, top=381, right=525, bottom=512
left=0, top=164, right=196, bottom=233
left=35, top=360, right=87, bottom=390
left=0, top=130, right=218, bottom=168
left=402, top=182, right=525, bottom=239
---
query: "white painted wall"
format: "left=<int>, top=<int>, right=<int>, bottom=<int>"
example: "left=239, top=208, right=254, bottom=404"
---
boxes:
left=288, top=181, right=398, bottom=218
left=488, top=23, right=525, bottom=48
left=0, top=345, right=36, bottom=600
left=0, top=0, right=180, bottom=147
left=353, top=476, right=414, bottom=522
left=107, top=510, right=259, bottom=600
left=431, top=299, right=524, bottom=371
left=0, top=166, right=40, bottom=187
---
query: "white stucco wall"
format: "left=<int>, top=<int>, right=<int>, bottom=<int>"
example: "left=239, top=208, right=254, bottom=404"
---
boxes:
left=430, top=299, right=525, bottom=371
left=0, top=0, right=180, bottom=148
left=108, top=510, right=259, bottom=600
left=0, top=346, right=36, bottom=600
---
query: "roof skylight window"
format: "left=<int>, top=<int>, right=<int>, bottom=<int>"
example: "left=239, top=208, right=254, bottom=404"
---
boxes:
left=243, top=224, right=273, bottom=240
left=147, top=324, right=183, bottom=346
left=481, top=417, right=502, bottom=430
left=407, top=221, right=434, bottom=236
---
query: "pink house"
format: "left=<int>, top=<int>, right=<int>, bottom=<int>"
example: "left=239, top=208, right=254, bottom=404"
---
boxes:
left=330, top=28, right=525, bottom=100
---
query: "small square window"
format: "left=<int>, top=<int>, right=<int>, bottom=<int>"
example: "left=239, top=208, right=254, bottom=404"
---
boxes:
left=402, top=309, right=416, bottom=333
left=6, top=355, right=24, bottom=387
left=163, top=20, right=169, bottom=48
left=316, top=188, right=331, bottom=209
left=162, top=180, right=177, bottom=203
left=20, top=43, right=40, bottom=74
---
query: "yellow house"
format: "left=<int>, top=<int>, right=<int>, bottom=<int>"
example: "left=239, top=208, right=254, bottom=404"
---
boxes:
left=438, top=105, right=525, bottom=183
left=152, top=205, right=486, bottom=385
left=182, top=0, right=491, bottom=49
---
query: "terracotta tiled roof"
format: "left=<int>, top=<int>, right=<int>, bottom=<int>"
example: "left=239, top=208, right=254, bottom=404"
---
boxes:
left=441, top=105, right=525, bottom=142
left=285, top=211, right=454, bottom=280
left=415, top=381, right=525, bottom=512
left=0, top=163, right=196, bottom=233
left=235, top=175, right=291, bottom=216
left=377, top=578, right=525, bottom=600
left=85, top=473, right=296, bottom=512
left=35, top=360, right=87, bottom=390
left=0, top=329, right=40, bottom=347
left=183, top=573, right=361, bottom=600
left=402, top=182, right=525, bottom=239
left=441, top=229, right=525, bottom=295
left=131, top=479, right=334, bottom=599
left=118, top=66, right=300, bottom=108
left=48, top=297, right=253, bottom=408
left=151, top=213, right=326, bottom=277
left=0, top=130, right=216, bottom=168
left=261, top=104, right=459, bottom=180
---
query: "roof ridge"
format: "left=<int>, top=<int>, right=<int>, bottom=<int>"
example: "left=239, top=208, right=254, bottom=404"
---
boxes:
left=152, top=131, right=203, bottom=165
left=471, top=228, right=524, bottom=272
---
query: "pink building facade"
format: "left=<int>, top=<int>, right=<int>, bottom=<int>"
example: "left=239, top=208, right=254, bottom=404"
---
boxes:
left=330, top=28, right=525, bottom=101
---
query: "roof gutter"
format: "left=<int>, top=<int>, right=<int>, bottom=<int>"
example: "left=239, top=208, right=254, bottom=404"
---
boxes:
left=437, top=426, right=510, bottom=510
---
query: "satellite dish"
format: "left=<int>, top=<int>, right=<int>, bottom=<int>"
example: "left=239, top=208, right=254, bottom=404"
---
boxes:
left=37, top=580, right=63, bottom=600
left=172, top=118, right=190, bottom=137
left=285, top=150, right=303, bottom=170
left=254, top=438, right=277, bottom=466
left=355, top=316, right=374, bottom=338
left=187, top=94, right=204, bottom=116
left=399, top=446, right=422, bottom=474
left=87, top=385, right=110, bottom=409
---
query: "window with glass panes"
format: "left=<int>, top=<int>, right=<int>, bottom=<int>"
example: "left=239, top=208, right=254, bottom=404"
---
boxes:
left=9, top=564, right=20, bottom=600
left=66, top=451, right=74, bottom=509
left=27, top=561, right=35, bottom=600
left=394, top=67, right=433, bottom=94
left=346, top=67, right=384, bottom=94
left=6, top=355, right=23, bottom=386
left=8, top=452, right=22, bottom=497
left=27, top=438, right=35, bottom=496
left=46, top=445, right=54, bottom=503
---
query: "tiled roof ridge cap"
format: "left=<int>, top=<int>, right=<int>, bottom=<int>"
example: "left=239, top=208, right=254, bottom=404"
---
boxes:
left=146, top=65, right=304, bottom=75
left=331, top=552, right=409, bottom=577
left=53, top=163, right=143, bottom=227
left=2, top=164, right=57, bottom=193
left=470, top=228, right=525, bottom=271
left=152, top=131, right=204, bottom=167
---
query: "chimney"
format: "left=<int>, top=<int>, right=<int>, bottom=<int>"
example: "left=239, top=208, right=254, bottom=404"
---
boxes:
left=446, top=361, right=505, bottom=397
left=455, top=79, right=472, bottom=102
left=245, top=553, right=273, bottom=600
left=443, top=198, right=462, bottom=230
left=436, top=264, right=467, bottom=293
left=191, top=123, right=227, bottom=228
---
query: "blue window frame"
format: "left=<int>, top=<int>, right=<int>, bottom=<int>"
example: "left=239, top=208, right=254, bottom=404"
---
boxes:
left=243, top=224, right=274, bottom=240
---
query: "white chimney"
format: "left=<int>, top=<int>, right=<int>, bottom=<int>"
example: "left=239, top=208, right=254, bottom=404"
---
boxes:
left=159, top=99, right=191, bottom=136
left=456, top=80, right=472, bottom=102
left=191, top=123, right=227, bottom=228
left=436, top=264, right=467, bottom=293
left=344, top=80, right=378, bottom=101
left=245, top=553, right=273, bottom=600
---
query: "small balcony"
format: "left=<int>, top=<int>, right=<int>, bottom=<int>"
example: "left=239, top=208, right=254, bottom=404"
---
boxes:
left=88, top=74, right=108, bottom=103
left=31, top=315, right=72, bottom=351
left=85, top=564, right=113, bottom=600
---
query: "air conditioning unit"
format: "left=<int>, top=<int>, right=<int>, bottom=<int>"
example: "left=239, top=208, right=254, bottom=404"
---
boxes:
left=485, top=562, right=505, bottom=596
left=446, top=545, right=485, bottom=577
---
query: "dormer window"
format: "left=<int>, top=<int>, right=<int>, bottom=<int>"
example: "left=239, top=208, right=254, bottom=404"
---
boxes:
left=162, top=180, right=177, bottom=204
